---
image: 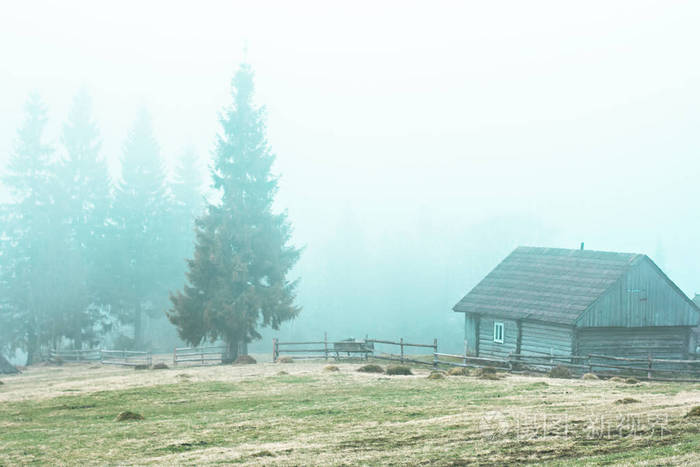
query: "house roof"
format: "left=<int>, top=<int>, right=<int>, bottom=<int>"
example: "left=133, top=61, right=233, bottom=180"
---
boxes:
left=452, top=246, right=644, bottom=325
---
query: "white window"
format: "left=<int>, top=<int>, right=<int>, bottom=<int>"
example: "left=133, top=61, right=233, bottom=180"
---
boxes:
left=493, top=322, right=504, bottom=344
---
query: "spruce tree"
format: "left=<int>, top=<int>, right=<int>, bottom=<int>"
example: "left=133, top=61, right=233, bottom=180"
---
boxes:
left=168, top=64, right=300, bottom=361
left=54, top=89, right=113, bottom=348
left=110, top=110, right=170, bottom=347
left=0, top=95, right=57, bottom=363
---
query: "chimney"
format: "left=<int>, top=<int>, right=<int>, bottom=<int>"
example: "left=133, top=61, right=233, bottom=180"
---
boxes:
left=580, top=242, right=584, bottom=251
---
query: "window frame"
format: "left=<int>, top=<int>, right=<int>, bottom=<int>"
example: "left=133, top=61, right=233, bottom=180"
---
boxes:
left=493, top=321, right=504, bottom=344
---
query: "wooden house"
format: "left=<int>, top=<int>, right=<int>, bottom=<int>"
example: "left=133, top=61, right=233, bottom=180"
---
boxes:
left=453, top=247, right=700, bottom=360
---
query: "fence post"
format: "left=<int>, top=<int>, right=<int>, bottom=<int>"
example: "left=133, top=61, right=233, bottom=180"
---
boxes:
left=202, top=348, right=205, bottom=366
left=400, top=338, right=404, bottom=363
left=324, top=332, right=328, bottom=361
left=647, top=353, right=652, bottom=380
left=173, top=347, right=177, bottom=367
left=587, top=355, right=592, bottom=374
left=273, top=338, right=278, bottom=363
left=464, top=340, right=468, bottom=366
left=433, top=338, right=438, bottom=369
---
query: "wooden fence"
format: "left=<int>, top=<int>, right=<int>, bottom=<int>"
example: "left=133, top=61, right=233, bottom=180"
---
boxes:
left=173, top=346, right=226, bottom=366
left=49, top=349, right=102, bottom=363
left=273, top=335, right=438, bottom=364
left=368, top=338, right=438, bottom=367
left=273, top=334, right=380, bottom=362
left=100, top=349, right=152, bottom=367
left=434, top=351, right=700, bottom=382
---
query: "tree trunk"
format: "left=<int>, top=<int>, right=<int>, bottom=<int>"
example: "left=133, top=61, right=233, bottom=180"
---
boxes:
left=0, top=354, right=19, bottom=374
left=223, top=340, right=239, bottom=364
left=26, top=332, right=40, bottom=366
left=134, top=302, right=142, bottom=349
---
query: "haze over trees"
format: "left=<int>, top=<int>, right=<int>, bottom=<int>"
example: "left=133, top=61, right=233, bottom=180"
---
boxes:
left=0, top=63, right=303, bottom=364
left=0, top=94, right=211, bottom=363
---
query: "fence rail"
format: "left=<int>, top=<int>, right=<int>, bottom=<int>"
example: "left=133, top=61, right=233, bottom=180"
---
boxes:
left=273, top=334, right=438, bottom=365
left=368, top=338, right=438, bottom=367
left=434, top=351, right=700, bottom=382
left=101, top=349, right=152, bottom=367
left=173, top=346, right=225, bottom=367
left=48, top=349, right=101, bottom=363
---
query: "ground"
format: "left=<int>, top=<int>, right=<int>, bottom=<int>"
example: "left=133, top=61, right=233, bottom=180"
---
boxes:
left=0, top=357, right=699, bottom=465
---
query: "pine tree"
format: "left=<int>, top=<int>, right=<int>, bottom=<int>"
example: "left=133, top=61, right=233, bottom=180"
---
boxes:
left=168, top=148, right=207, bottom=280
left=55, top=89, right=112, bottom=347
left=110, top=109, right=170, bottom=347
left=0, top=94, right=57, bottom=363
left=168, top=64, right=301, bottom=361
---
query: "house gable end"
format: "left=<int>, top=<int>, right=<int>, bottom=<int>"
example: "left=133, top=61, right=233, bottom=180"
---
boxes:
left=576, top=256, right=700, bottom=328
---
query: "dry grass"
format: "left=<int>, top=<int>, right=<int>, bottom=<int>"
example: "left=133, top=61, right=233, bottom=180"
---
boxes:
left=582, top=373, right=599, bottom=380
left=0, top=360, right=698, bottom=465
left=324, top=365, right=340, bottom=372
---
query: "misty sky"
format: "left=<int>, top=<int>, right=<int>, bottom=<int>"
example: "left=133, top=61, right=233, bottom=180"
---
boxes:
left=1, top=1, right=698, bottom=308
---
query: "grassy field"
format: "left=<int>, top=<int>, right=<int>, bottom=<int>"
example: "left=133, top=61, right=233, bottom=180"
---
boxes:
left=1, top=359, right=699, bottom=465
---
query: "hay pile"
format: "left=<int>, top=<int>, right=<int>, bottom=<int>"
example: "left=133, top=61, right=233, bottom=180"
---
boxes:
left=324, top=365, right=340, bottom=372
left=357, top=364, right=384, bottom=374
left=115, top=411, right=144, bottom=421
left=427, top=371, right=445, bottom=380
left=473, top=367, right=502, bottom=380
left=385, top=366, right=413, bottom=376
left=276, top=356, right=294, bottom=364
left=234, top=355, right=257, bottom=365
left=448, top=367, right=470, bottom=376
left=276, top=370, right=289, bottom=376
left=608, top=376, right=626, bottom=383
left=581, top=373, right=599, bottom=380
left=548, top=365, right=571, bottom=379
left=685, top=406, right=700, bottom=418
left=152, top=362, right=169, bottom=370
left=133, top=364, right=150, bottom=370
left=625, top=377, right=639, bottom=385
left=615, top=397, right=641, bottom=405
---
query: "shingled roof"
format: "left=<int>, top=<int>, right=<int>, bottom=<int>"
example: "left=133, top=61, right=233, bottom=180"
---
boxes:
left=452, top=246, right=643, bottom=325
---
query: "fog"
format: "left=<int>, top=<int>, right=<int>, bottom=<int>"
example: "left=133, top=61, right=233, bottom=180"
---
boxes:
left=1, top=1, right=699, bottom=356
